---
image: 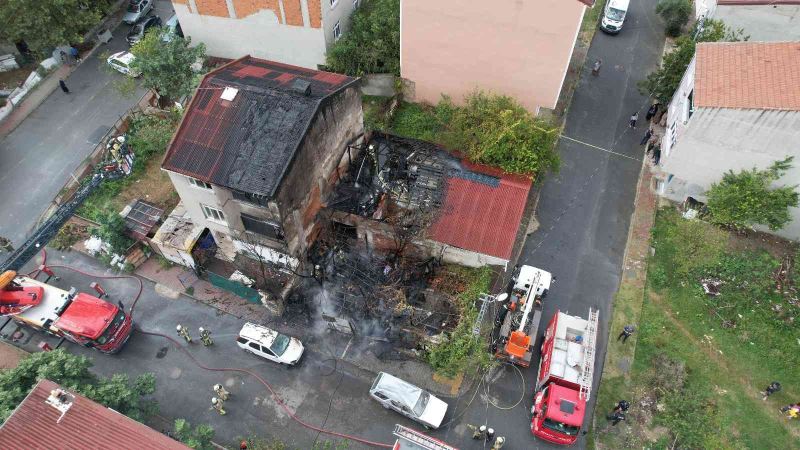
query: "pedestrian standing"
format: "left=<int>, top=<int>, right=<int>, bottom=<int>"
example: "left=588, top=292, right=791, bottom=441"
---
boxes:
left=629, top=112, right=639, bottom=128
left=59, top=50, right=68, bottom=64
left=645, top=103, right=659, bottom=121
left=176, top=324, right=192, bottom=343
left=486, top=428, right=495, bottom=441
left=617, top=325, right=635, bottom=343
left=211, top=397, right=226, bottom=415
left=199, top=327, right=213, bottom=346
left=762, top=382, right=781, bottom=401
left=592, top=59, right=602, bottom=76
left=59, top=79, right=70, bottom=94
left=491, top=436, right=506, bottom=450
left=70, top=47, right=80, bottom=65
left=213, top=383, right=230, bottom=401
left=640, top=126, right=653, bottom=146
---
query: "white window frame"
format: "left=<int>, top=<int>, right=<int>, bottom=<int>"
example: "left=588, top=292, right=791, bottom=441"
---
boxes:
left=330, top=0, right=338, bottom=9
left=187, top=176, right=212, bottom=190
left=353, top=0, right=359, bottom=8
left=200, top=204, right=226, bottom=223
left=333, top=21, right=342, bottom=40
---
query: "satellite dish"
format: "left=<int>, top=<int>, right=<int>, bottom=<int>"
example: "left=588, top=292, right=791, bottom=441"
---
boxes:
left=496, top=293, right=509, bottom=303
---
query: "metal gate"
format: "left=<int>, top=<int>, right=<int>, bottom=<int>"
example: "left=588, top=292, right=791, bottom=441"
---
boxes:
left=206, top=271, right=261, bottom=304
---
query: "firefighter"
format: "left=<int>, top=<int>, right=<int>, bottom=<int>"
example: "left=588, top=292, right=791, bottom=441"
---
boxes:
left=491, top=436, right=505, bottom=450
left=213, top=383, right=230, bottom=401
left=486, top=428, right=495, bottom=441
left=762, top=381, right=781, bottom=401
left=467, top=424, right=487, bottom=440
left=612, top=399, right=630, bottom=414
left=199, top=327, right=213, bottom=346
left=176, top=324, right=192, bottom=343
left=211, top=397, right=226, bottom=415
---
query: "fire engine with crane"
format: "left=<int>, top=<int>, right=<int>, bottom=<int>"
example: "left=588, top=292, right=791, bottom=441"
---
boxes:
left=492, top=264, right=552, bottom=367
left=0, top=134, right=135, bottom=354
left=530, top=308, right=599, bottom=445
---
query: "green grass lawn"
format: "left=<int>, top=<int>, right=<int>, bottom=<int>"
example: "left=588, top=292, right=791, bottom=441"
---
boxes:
left=594, top=209, right=800, bottom=449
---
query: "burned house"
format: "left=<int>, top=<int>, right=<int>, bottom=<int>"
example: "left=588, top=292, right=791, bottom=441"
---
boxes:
left=325, top=133, right=533, bottom=268
left=158, top=56, right=364, bottom=269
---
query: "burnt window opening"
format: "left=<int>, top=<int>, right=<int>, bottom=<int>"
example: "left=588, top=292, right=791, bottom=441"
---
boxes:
left=233, top=190, right=270, bottom=207
left=331, top=221, right=357, bottom=240
left=241, top=213, right=284, bottom=240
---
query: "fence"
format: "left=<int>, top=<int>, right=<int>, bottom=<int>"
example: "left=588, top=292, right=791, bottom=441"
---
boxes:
left=206, top=270, right=262, bottom=304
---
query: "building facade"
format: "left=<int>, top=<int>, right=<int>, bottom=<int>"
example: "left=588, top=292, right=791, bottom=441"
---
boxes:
left=657, top=42, right=800, bottom=239
left=161, top=56, right=363, bottom=267
left=170, top=0, right=361, bottom=68
left=400, top=0, right=590, bottom=114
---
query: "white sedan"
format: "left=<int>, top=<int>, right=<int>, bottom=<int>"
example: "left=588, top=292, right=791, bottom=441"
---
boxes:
left=106, top=51, right=140, bottom=77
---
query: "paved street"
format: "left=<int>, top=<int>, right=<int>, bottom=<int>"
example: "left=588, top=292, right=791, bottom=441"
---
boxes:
left=1, top=2, right=665, bottom=449
left=0, top=0, right=176, bottom=245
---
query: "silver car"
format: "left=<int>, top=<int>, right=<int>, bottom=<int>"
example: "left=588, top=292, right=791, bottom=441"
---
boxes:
left=123, top=0, right=153, bottom=25
left=369, top=372, right=448, bottom=429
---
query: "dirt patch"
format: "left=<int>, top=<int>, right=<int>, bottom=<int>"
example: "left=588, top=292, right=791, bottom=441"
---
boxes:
left=726, top=229, right=798, bottom=259
left=116, top=156, right=179, bottom=212
left=0, top=65, right=34, bottom=90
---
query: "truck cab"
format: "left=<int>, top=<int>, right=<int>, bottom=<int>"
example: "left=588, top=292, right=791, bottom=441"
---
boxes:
left=531, top=383, right=584, bottom=445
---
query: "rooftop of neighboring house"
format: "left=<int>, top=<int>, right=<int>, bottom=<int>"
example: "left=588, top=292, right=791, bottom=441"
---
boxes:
left=162, top=56, right=358, bottom=197
left=332, top=134, right=532, bottom=261
left=694, top=41, right=800, bottom=111
left=716, top=0, right=800, bottom=5
left=0, top=379, right=189, bottom=450
left=711, top=0, right=800, bottom=42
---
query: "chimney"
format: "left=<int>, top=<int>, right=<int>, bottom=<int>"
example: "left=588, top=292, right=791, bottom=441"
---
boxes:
left=46, top=388, right=75, bottom=423
left=290, top=79, right=312, bottom=96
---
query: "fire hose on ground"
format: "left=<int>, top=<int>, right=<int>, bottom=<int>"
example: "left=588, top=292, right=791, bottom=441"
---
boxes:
left=31, top=250, right=393, bottom=449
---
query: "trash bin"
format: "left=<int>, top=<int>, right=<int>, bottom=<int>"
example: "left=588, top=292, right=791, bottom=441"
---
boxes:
left=97, top=29, right=113, bottom=44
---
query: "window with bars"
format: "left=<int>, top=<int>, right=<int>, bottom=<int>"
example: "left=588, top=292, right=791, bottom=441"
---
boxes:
left=187, top=176, right=212, bottom=190
left=241, top=213, right=284, bottom=240
left=201, top=204, right=226, bottom=223
left=333, top=21, right=342, bottom=40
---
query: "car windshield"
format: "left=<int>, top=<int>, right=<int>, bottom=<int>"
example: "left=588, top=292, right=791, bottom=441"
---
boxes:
left=94, top=311, right=127, bottom=345
left=542, top=418, right=580, bottom=436
left=607, top=7, right=625, bottom=21
left=269, top=334, right=291, bottom=355
left=413, top=391, right=429, bottom=417
left=127, top=4, right=141, bottom=12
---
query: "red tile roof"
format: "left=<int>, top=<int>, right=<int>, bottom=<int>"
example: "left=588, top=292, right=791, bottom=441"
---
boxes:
left=694, top=42, right=800, bottom=111
left=162, top=56, right=357, bottom=197
left=0, top=379, right=189, bottom=450
left=428, top=165, right=531, bottom=261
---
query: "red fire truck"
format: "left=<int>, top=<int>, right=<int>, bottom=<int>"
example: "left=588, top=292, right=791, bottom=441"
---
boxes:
left=531, top=308, right=599, bottom=445
left=0, top=271, right=133, bottom=354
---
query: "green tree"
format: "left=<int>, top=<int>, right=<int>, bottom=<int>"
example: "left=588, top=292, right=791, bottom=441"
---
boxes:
left=0, top=350, right=156, bottom=422
left=656, top=0, right=692, bottom=37
left=706, top=157, right=799, bottom=231
left=0, top=0, right=102, bottom=56
left=127, top=112, right=182, bottom=159
left=130, top=30, right=206, bottom=108
left=439, top=92, right=560, bottom=175
left=92, top=212, right=135, bottom=254
left=326, top=0, right=400, bottom=76
left=639, top=19, right=747, bottom=104
left=174, top=419, right=215, bottom=450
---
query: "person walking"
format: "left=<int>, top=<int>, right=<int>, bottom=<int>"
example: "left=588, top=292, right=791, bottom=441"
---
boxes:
left=617, top=325, right=635, bottom=343
left=213, top=383, right=230, bottom=401
left=199, top=327, right=213, bottom=346
left=491, top=436, right=506, bottom=450
left=59, top=79, right=70, bottom=94
left=629, top=112, right=639, bottom=128
left=592, top=59, right=602, bottom=76
left=211, top=397, right=226, bottom=415
left=762, top=381, right=781, bottom=401
left=176, top=324, right=192, bottom=343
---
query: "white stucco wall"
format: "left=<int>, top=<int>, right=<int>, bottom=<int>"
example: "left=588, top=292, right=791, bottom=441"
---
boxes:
left=173, top=3, right=326, bottom=68
left=659, top=108, right=800, bottom=240
left=662, top=56, right=696, bottom=159
left=320, top=0, right=359, bottom=48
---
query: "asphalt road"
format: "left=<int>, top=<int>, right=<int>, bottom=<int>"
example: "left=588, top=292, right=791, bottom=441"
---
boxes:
left=447, top=1, right=668, bottom=448
left=0, top=1, right=178, bottom=245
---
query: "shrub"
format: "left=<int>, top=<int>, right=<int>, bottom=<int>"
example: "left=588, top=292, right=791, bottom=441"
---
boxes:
left=91, top=212, right=134, bottom=255
left=650, top=208, right=727, bottom=281
left=656, top=0, right=692, bottom=37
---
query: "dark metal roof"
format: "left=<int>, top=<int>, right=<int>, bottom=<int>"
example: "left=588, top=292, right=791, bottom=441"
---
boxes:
left=123, top=199, right=164, bottom=240
left=162, top=56, right=358, bottom=197
left=0, top=379, right=189, bottom=450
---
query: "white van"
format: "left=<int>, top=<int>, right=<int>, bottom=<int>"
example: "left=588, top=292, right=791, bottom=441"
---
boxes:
left=600, top=0, right=630, bottom=34
left=236, top=322, right=304, bottom=365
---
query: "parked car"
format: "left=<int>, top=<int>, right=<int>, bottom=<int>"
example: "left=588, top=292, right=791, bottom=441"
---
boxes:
left=106, top=51, right=140, bottom=77
left=162, top=14, right=185, bottom=42
left=127, top=15, right=162, bottom=45
left=599, top=0, right=630, bottom=34
left=123, top=0, right=153, bottom=25
left=236, top=322, right=304, bottom=365
left=369, top=372, right=448, bottom=429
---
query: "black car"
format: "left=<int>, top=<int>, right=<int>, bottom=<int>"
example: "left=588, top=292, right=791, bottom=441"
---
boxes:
left=127, top=15, right=162, bottom=45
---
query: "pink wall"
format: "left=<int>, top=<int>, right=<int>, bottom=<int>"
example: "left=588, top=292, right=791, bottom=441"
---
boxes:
left=401, top=0, right=586, bottom=114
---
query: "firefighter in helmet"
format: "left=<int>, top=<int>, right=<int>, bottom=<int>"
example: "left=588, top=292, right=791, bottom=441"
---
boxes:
left=176, top=324, right=192, bottom=343
left=213, top=383, right=230, bottom=401
left=211, top=397, right=226, bottom=415
left=199, top=327, right=213, bottom=346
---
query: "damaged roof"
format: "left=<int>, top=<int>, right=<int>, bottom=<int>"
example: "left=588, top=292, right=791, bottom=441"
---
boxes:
left=162, top=56, right=358, bottom=197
